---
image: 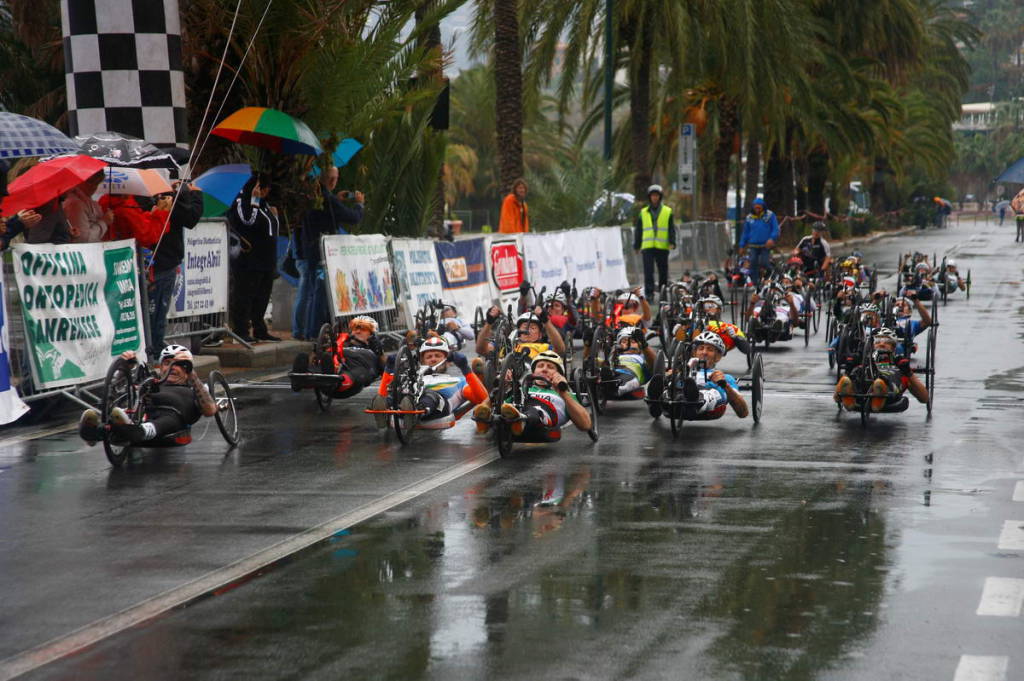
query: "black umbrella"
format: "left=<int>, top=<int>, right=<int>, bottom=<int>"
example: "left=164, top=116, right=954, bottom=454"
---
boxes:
left=71, top=131, right=181, bottom=170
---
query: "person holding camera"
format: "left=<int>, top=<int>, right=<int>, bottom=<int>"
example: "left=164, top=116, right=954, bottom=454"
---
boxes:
left=299, top=165, right=364, bottom=339
left=149, top=181, right=203, bottom=354
left=77, top=346, right=218, bottom=447
left=228, top=172, right=281, bottom=342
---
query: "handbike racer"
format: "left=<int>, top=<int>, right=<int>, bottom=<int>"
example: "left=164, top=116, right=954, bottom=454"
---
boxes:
left=646, top=331, right=749, bottom=421
left=78, top=346, right=218, bottom=446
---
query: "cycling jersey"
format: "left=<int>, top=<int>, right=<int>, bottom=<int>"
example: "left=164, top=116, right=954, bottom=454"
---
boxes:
left=693, top=368, right=739, bottom=417
left=515, top=342, right=552, bottom=358
left=795, top=235, right=830, bottom=268
left=612, top=352, right=649, bottom=399
left=146, top=384, right=202, bottom=438
left=417, top=371, right=471, bottom=428
left=524, top=385, right=572, bottom=428
left=706, top=320, right=745, bottom=350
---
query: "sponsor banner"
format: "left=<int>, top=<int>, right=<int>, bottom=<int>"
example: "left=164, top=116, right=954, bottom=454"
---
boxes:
left=565, top=228, right=599, bottom=284
left=434, top=237, right=492, bottom=315
left=12, top=239, right=147, bottom=390
left=522, top=232, right=569, bottom=294
left=487, top=236, right=524, bottom=294
left=391, top=238, right=444, bottom=324
left=322, top=234, right=395, bottom=316
left=168, top=221, right=229, bottom=319
left=592, top=226, right=630, bottom=290
left=0, top=264, right=30, bottom=424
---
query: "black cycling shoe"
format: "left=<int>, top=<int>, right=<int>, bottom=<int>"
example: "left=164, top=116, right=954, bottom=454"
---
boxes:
left=683, top=378, right=700, bottom=419
left=645, top=376, right=664, bottom=418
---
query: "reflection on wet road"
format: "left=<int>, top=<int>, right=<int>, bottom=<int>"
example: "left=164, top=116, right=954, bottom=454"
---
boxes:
left=6, top=220, right=1024, bottom=681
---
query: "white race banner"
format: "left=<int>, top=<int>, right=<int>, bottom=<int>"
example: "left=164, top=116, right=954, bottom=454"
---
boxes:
left=322, top=234, right=396, bottom=316
left=592, top=226, right=630, bottom=290
left=168, top=221, right=229, bottom=319
left=12, top=239, right=147, bottom=390
left=565, top=228, right=599, bottom=285
left=391, top=238, right=444, bottom=324
left=0, top=264, right=30, bottom=424
left=522, top=232, right=569, bottom=294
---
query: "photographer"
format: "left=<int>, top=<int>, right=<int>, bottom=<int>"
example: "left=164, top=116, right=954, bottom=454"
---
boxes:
left=150, top=181, right=203, bottom=354
left=299, top=165, right=364, bottom=339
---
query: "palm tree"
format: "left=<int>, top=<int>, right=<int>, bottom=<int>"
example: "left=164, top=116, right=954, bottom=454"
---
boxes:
left=492, top=0, right=524, bottom=195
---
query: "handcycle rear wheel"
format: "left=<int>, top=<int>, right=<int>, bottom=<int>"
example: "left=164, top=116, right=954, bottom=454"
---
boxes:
left=208, top=370, right=239, bottom=446
left=313, top=323, right=335, bottom=412
left=102, top=358, right=143, bottom=467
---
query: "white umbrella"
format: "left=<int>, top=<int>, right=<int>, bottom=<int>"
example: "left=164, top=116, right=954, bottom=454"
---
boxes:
left=94, top=167, right=173, bottom=197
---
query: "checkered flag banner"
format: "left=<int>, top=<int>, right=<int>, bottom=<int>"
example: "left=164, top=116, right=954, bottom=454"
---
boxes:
left=60, top=0, right=188, bottom=147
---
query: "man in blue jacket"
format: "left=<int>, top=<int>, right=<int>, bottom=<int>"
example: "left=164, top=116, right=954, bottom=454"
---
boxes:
left=739, top=198, right=780, bottom=286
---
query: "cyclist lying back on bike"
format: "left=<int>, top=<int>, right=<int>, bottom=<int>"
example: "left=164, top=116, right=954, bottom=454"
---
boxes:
left=473, top=350, right=591, bottom=439
left=646, top=331, right=748, bottom=421
left=291, top=315, right=384, bottom=397
left=78, top=345, right=218, bottom=446
left=835, top=327, right=929, bottom=412
left=370, top=335, right=488, bottom=429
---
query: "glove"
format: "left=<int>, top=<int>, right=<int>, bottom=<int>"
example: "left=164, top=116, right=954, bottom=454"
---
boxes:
left=632, top=327, right=647, bottom=348
left=896, top=358, right=912, bottom=377
left=559, top=280, right=572, bottom=296
left=451, top=352, right=470, bottom=375
left=519, top=280, right=531, bottom=295
left=536, top=308, right=549, bottom=324
left=485, top=308, right=501, bottom=325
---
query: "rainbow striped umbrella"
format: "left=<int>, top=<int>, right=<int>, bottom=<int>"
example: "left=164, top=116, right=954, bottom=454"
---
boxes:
left=211, top=107, right=323, bottom=156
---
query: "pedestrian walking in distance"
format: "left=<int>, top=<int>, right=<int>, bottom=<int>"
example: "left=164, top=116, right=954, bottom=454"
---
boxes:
left=498, top=178, right=530, bottom=233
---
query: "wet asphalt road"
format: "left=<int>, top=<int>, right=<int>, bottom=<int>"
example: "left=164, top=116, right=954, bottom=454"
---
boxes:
left=1, top=217, right=1022, bottom=681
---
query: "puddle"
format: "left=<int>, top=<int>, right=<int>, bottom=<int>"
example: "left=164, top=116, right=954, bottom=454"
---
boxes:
left=984, top=366, right=1024, bottom=392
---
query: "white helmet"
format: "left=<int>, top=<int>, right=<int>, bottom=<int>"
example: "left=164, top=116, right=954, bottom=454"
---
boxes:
left=693, top=330, right=726, bottom=355
left=159, top=344, right=192, bottom=363
left=647, top=184, right=663, bottom=196
left=549, top=289, right=569, bottom=305
left=418, top=335, right=450, bottom=358
left=439, top=300, right=458, bottom=314
left=616, top=326, right=638, bottom=343
left=516, top=312, right=542, bottom=328
left=349, top=315, right=378, bottom=333
left=699, top=295, right=723, bottom=310
left=860, top=303, right=879, bottom=314
left=945, top=259, right=957, bottom=268
left=875, top=327, right=899, bottom=343
left=915, top=261, right=931, bottom=272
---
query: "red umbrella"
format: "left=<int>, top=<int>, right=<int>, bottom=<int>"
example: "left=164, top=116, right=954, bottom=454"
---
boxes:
left=1, top=155, right=107, bottom=215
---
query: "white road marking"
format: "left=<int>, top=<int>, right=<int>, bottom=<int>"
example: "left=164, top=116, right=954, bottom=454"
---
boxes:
left=0, top=448, right=500, bottom=681
left=954, top=655, right=1009, bottom=681
left=1013, top=481, right=1024, bottom=502
left=997, top=521, right=1024, bottom=551
left=976, top=577, right=1024, bottom=617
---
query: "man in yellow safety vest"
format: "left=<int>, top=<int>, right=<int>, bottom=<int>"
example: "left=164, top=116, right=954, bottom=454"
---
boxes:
left=633, top=184, right=676, bottom=299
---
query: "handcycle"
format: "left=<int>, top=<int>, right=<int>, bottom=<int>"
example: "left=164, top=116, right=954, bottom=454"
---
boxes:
left=836, top=331, right=920, bottom=426
left=482, top=349, right=598, bottom=457
left=100, top=357, right=238, bottom=467
left=362, top=344, right=478, bottom=445
left=646, top=342, right=764, bottom=438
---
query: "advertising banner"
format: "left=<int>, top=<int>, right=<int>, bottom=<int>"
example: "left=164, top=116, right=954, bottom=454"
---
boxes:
left=322, top=234, right=395, bottom=316
left=391, top=238, right=444, bottom=324
left=434, top=237, right=492, bottom=315
left=564, top=228, right=599, bottom=284
left=168, top=221, right=229, bottom=319
left=485, top=234, right=524, bottom=307
left=0, top=264, right=30, bottom=424
left=12, top=239, right=147, bottom=390
left=592, top=226, right=630, bottom=290
left=522, top=232, right=569, bottom=294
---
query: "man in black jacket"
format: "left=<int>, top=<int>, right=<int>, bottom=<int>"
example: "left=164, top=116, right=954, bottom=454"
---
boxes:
left=150, top=183, right=203, bottom=353
left=299, top=166, right=364, bottom=338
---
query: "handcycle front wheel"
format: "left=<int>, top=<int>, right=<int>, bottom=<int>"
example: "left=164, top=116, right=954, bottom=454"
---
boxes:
left=208, top=370, right=239, bottom=446
left=102, top=357, right=144, bottom=467
left=389, top=346, right=420, bottom=445
left=313, top=323, right=336, bottom=412
left=750, top=352, right=764, bottom=424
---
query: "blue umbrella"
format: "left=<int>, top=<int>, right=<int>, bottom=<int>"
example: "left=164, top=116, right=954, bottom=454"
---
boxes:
left=309, top=138, right=363, bottom=177
left=0, top=113, right=79, bottom=159
left=995, top=157, right=1024, bottom=184
left=193, top=163, right=252, bottom=217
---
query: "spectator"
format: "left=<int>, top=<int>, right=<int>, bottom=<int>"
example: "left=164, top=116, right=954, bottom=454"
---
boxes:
left=498, top=178, right=529, bottom=233
left=739, top=197, right=780, bottom=287
left=99, top=194, right=170, bottom=247
left=149, top=182, right=203, bottom=354
left=290, top=223, right=308, bottom=340
left=299, top=166, right=364, bottom=339
left=633, top=184, right=676, bottom=299
left=1, top=201, right=71, bottom=249
left=63, top=171, right=113, bottom=242
left=227, top=172, right=281, bottom=343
